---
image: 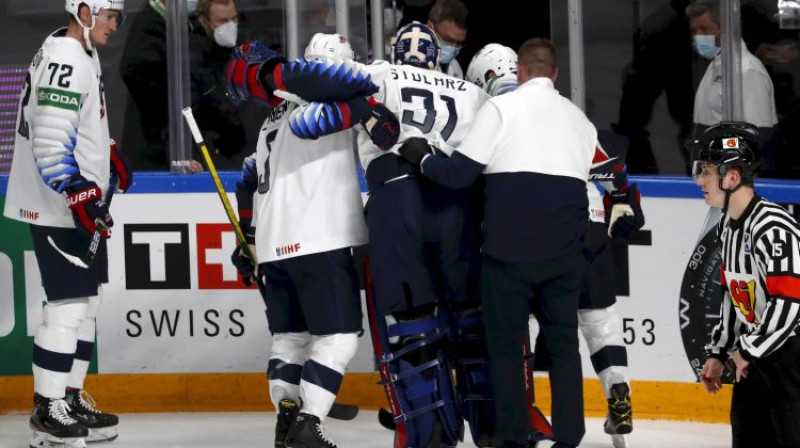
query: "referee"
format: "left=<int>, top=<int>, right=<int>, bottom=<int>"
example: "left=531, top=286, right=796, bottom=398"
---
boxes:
left=692, top=122, right=800, bottom=448
left=399, top=37, right=596, bottom=448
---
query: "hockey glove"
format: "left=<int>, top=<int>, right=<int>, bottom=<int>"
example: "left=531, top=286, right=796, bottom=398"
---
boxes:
left=273, top=58, right=378, bottom=102
left=231, top=243, right=258, bottom=287
left=398, top=137, right=432, bottom=165
left=65, top=179, right=113, bottom=239
left=604, top=183, right=644, bottom=239
left=225, top=41, right=286, bottom=106
left=109, top=139, right=133, bottom=193
left=360, top=101, right=400, bottom=150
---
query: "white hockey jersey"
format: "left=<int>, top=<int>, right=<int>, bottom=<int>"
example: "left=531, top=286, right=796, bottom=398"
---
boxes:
left=357, top=61, right=490, bottom=170
left=254, top=101, right=368, bottom=263
left=4, top=28, right=111, bottom=228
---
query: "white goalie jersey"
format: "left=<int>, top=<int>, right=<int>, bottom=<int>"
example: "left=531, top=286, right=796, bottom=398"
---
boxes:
left=4, top=28, right=111, bottom=228
left=253, top=101, right=368, bottom=263
left=357, top=61, right=490, bottom=170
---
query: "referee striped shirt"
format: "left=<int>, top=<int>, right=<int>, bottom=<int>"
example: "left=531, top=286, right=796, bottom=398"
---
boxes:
left=706, top=195, right=800, bottom=361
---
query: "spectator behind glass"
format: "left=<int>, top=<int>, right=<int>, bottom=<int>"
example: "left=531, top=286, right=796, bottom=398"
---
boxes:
left=427, top=0, right=468, bottom=79
left=120, top=0, right=247, bottom=172
left=613, top=0, right=694, bottom=175
left=686, top=0, right=778, bottom=170
left=190, top=0, right=247, bottom=162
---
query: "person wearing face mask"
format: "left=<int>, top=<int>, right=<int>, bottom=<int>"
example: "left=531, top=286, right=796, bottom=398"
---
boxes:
left=427, top=0, right=468, bottom=79
left=188, top=0, right=247, bottom=164
left=686, top=0, right=777, bottom=139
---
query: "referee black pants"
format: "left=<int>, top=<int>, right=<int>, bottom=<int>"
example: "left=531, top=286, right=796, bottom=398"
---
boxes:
left=481, top=249, right=585, bottom=448
left=731, top=336, right=800, bottom=448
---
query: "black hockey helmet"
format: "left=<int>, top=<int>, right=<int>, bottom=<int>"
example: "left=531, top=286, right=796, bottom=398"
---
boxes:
left=689, top=121, right=761, bottom=185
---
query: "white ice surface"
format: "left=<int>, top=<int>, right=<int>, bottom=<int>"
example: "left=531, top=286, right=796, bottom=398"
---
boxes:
left=0, top=411, right=731, bottom=448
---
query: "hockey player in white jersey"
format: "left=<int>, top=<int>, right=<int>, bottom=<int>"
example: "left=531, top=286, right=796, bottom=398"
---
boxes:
left=3, top=1, right=130, bottom=447
left=464, top=43, right=644, bottom=448
left=226, top=34, right=372, bottom=448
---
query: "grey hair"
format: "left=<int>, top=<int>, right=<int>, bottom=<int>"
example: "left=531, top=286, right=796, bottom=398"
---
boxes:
left=685, top=0, right=720, bottom=25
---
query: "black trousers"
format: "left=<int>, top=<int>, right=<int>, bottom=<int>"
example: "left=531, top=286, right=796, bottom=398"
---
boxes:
left=481, top=249, right=585, bottom=448
left=731, top=336, right=800, bottom=448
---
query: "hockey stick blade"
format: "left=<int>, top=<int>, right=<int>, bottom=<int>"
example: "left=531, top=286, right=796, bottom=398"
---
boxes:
left=327, top=402, right=359, bottom=420
left=47, top=233, right=99, bottom=269
left=378, top=407, right=396, bottom=430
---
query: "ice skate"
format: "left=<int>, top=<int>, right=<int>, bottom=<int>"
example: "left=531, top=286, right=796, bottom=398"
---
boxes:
left=64, top=388, right=119, bottom=443
left=604, top=383, right=632, bottom=448
left=275, top=399, right=299, bottom=448
left=285, top=412, right=336, bottom=448
left=29, top=393, right=88, bottom=448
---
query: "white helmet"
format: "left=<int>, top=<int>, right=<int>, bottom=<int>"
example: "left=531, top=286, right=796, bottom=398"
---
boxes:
left=304, top=33, right=355, bottom=62
left=65, top=0, right=125, bottom=50
left=466, top=43, right=518, bottom=96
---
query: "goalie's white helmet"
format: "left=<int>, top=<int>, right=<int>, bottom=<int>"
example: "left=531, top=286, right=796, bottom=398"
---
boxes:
left=466, top=43, right=518, bottom=96
left=304, top=33, right=355, bottom=62
left=65, top=0, right=125, bottom=50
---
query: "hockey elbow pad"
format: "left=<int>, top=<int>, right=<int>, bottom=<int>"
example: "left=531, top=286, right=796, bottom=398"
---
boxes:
left=273, top=58, right=378, bottom=103
left=604, top=183, right=644, bottom=239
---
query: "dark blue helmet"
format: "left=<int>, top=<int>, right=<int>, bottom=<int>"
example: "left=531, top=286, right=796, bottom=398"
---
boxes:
left=390, top=21, right=441, bottom=70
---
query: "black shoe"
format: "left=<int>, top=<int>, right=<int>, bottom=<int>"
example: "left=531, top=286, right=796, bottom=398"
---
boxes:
left=285, top=412, right=336, bottom=448
left=64, top=388, right=119, bottom=443
left=275, top=399, right=299, bottom=448
left=30, top=393, right=88, bottom=445
left=604, top=383, right=633, bottom=435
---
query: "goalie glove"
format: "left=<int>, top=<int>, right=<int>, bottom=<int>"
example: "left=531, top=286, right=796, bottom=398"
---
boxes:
left=225, top=41, right=286, bottom=106
left=603, top=183, right=644, bottom=239
left=65, top=179, right=113, bottom=239
left=109, top=139, right=133, bottom=193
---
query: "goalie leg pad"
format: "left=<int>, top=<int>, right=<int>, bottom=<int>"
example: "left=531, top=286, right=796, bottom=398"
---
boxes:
left=445, top=306, right=496, bottom=447
left=365, top=275, right=461, bottom=448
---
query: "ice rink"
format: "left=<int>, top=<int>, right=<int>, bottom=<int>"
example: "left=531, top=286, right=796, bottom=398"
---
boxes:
left=0, top=411, right=731, bottom=448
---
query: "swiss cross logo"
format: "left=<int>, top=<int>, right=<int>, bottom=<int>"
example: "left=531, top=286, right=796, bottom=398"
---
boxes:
left=723, top=137, right=739, bottom=149
left=196, top=223, right=256, bottom=290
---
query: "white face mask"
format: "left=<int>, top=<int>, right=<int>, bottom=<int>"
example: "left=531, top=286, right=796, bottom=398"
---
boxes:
left=213, top=21, right=238, bottom=48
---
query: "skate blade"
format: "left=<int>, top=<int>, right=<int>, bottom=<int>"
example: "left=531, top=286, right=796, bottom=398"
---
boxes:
left=611, top=434, right=630, bottom=448
left=85, top=426, right=119, bottom=444
left=30, top=431, right=86, bottom=448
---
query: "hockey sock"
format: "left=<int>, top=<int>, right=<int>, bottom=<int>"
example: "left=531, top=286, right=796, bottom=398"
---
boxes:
left=269, top=332, right=313, bottom=409
left=300, top=332, right=358, bottom=421
left=68, top=294, right=101, bottom=390
left=33, top=299, right=89, bottom=399
left=578, top=306, right=630, bottom=397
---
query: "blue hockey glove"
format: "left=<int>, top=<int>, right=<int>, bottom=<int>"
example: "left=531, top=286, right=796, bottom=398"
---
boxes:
left=109, top=139, right=133, bottom=193
left=231, top=243, right=257, bottom=287
left=65, top=179, right=113, bottom=239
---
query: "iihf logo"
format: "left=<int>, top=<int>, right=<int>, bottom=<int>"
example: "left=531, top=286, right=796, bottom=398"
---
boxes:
left=275, top=243, right=302, bottom=257
left=744, top=233, right=751, bottom=254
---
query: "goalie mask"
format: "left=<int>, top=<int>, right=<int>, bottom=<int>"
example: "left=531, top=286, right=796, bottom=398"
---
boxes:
left=689, top=121, right=761, bottom=187
left=304, top=33, right=355, bottom=62
left=391, top=21, right=441, bottom=70
left=66, top=0, right=125, bottom=50
left=466, top=43, right=518, bottom=96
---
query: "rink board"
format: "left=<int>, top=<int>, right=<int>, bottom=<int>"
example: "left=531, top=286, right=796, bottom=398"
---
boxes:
left=1, top=173, right=799, bottom=421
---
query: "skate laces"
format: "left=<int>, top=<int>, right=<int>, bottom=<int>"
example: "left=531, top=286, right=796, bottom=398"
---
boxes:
left=77, top=390, right=101, bottom=414
left=50, top=399, right=79, bottom=425
left=315, top=421, right=335, bottom=447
